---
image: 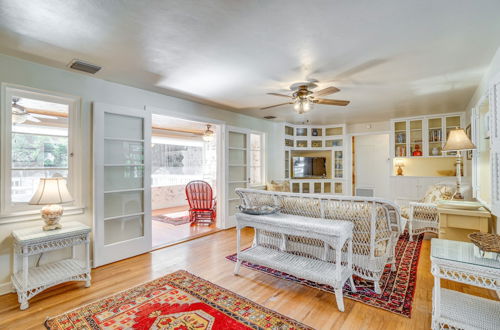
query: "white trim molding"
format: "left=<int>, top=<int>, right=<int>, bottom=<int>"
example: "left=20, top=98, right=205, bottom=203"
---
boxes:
left=0, top=83, right=84, bottom=223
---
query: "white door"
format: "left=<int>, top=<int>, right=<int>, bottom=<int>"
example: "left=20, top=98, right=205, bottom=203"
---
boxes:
left=354, top=134, right=391, bottom=199
left=225, top=127, right=250, bottom=228
left=93, top=103, right=151, bottom=267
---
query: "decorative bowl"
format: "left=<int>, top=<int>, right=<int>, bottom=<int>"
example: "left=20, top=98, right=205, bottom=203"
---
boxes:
left=239, top=205, right=280, bottom=215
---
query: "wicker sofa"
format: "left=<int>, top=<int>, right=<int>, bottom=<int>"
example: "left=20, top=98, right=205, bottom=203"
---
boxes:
left=235, top=188, right=404, bottom=293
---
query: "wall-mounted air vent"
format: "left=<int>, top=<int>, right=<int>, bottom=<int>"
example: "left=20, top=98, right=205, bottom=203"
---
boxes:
left=263, top=116, right=276, bottom=119
left=356, top=188, right=374, bottom=197
left=68, top=59, right=101, bottom=74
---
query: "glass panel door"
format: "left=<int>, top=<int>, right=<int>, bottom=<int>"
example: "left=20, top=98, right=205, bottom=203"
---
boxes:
left=226, top=128, right=249, bottom=228
left=93, top=103, right=151, bottom=267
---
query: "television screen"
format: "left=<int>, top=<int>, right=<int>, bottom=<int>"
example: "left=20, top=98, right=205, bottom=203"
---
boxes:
left=292, top=157, right=327, bottom=178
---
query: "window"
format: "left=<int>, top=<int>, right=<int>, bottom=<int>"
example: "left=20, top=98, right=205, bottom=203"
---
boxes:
left=249, top=132, right=265, bottom=185
left=1, top=85, right=82, bottom=217
left=151, top=136, right=216, bottom=188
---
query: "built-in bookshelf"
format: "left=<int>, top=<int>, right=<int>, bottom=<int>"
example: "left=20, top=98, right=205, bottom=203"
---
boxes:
left=283, top=123, right=347, bottom=195
left=391, top=113, right=464, bottom=158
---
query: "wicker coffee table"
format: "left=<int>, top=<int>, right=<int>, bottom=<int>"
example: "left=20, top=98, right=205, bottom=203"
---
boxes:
left=430, top=238, right=500, bottom=329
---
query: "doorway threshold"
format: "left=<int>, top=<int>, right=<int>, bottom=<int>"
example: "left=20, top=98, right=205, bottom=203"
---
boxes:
left=151, top=227, right=224, bottom=251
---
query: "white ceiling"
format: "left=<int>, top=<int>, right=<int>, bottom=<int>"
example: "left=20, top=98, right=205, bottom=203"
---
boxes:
left=1, top=0, right=500, bottom=124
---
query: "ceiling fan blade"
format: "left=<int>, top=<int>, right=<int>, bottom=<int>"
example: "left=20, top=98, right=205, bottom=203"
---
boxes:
left=26, top=108, right=68, bottom=118
left=260, top=102, right=293, bottom=110
left=26, top=115, right=41, bottom=123
left=31, top=113, right=58, bottom=119
left=312, top=86, right=340, bottom=97
left=315, top=99, right=350, bottom=106
left=267, top=92, right=292, bottom=98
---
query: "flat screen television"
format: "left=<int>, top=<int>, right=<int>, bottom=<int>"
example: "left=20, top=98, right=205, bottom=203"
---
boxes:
left=292, top=157, right=327, bottom=178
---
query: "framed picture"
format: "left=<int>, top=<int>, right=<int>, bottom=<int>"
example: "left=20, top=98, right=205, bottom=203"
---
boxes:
left=466, top=124, right=472, bottom=160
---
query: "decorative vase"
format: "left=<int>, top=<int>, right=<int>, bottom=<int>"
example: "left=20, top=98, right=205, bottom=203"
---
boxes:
left=432, top=147, right=439, bottom=156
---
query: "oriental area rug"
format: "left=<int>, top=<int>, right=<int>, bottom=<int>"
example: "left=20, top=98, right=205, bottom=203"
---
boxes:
left=152, top=211, right=191, bottom=226
left=226, top=232, right=424, bottom=317
left=45, top=270, right=312, bottom=330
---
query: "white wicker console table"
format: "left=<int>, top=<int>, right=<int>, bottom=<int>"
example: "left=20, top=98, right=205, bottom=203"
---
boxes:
left=235, top=212, right=355, bottom=312
left=11, top=221, right=91, bottom=310
left=430, top=238, right=500, bottom=329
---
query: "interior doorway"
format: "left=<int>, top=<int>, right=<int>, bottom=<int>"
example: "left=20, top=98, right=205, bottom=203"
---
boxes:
left=352, top=134, right=391, bottom=199
left=151, top=114, right=220, bottom=248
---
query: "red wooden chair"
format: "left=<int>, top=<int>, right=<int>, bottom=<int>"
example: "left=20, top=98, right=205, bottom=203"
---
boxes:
left=185, top=180, right=216, bottom=225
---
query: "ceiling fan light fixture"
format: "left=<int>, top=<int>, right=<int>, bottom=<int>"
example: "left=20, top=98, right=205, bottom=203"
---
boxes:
left=202, top=124, right=214, bottom=142
left=294, top=98, right=313, bottom=114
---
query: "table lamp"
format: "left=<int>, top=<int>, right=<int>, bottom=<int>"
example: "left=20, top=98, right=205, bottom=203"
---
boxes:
left=442, top=128, right=476, bottom=200
left=29, top=177, right=73, bottom=231
left=394, top=159, right=405, bottom=176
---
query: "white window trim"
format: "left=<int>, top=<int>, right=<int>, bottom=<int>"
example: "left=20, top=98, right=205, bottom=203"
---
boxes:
left=0, top=83, right=84, bottom=223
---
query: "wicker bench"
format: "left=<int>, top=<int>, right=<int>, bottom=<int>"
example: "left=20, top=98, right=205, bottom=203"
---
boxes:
left=235, top=211, right=355, bottom=311
left=235, top=188, right=404, bottom=294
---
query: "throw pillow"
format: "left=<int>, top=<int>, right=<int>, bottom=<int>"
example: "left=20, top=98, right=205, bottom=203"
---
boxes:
left=267, top=180, right=291, bottom=192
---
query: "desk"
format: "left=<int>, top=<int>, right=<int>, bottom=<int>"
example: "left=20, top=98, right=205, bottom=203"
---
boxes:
left=437, top=206, right=491, bottom=242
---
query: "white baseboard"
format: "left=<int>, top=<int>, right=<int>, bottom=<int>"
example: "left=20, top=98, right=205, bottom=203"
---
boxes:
left=0, top=281, right=14, bottom=296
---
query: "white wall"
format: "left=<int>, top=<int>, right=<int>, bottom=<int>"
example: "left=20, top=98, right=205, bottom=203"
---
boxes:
left=0, top=53, right=281, bottom=292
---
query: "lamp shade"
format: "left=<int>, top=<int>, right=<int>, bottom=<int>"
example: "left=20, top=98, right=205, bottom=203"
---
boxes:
left=29, top=177, right=73, bottom=205
left=443, top=128, right=476, bottom=151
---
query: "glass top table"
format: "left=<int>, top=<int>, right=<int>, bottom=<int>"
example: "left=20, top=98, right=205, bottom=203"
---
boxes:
left=431, top=238, right=500, bottom=269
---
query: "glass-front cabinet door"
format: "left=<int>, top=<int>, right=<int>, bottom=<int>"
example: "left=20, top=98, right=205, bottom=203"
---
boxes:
left=444, top=115, right=461, bottom=156
left=428, top=117, right=443, bottom=156
left=394, top=121, right=407, bottom=157
left=93, top=103, right=151, bottom=267
left=409, top=120, right=423, bottom=157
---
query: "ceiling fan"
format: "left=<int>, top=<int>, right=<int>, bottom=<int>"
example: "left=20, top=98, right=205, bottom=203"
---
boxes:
left=11, top=98, right=58, bottom=124
left=261, top=83, right=350, bottom=114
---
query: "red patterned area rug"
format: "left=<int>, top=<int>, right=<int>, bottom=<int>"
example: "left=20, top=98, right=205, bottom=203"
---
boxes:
left=226, top=232, right=424, bottom=317
left=45, top=270, right=312, bottom=329
left=153, top=214, right=191, bottom=226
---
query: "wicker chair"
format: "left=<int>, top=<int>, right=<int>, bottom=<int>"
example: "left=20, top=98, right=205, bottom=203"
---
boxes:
left=397, top=184, right=456, bottom=241
left=235, top=188, right=404, bottom=294
left=185, top=180, right=216, bottom=224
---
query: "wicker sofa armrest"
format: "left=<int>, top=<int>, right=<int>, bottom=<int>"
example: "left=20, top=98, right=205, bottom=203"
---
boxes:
left=408, top=202, right=438, bottom=221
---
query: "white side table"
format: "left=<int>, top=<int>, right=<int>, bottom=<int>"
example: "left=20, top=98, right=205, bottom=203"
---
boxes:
left=430, top=238, right=500, bottom=329
left=11, top=221, right=91, bottom=310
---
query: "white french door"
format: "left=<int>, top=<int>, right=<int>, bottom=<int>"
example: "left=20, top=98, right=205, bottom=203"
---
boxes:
left=225, top=127, right=251, bottom=228
left=93, top=103, right=151, bottom=267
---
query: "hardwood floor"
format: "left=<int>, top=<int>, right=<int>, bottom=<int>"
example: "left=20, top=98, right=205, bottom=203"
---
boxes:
left=0, top=229, right=497, bottom=329
left=152, top=206, right=219, bottom=248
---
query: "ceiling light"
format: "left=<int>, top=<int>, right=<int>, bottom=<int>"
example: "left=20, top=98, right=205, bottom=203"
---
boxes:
left=294, top=98, right=313, bottom=114
left=202, top=124, right=214, bottom=142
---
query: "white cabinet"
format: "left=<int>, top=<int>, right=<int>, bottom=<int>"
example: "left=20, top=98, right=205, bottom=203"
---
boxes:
left=391, top=113, right=464, bottom=158
left=283, top=123, right=347, bottom=194
left=390, top=176, right=471, bottom=201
